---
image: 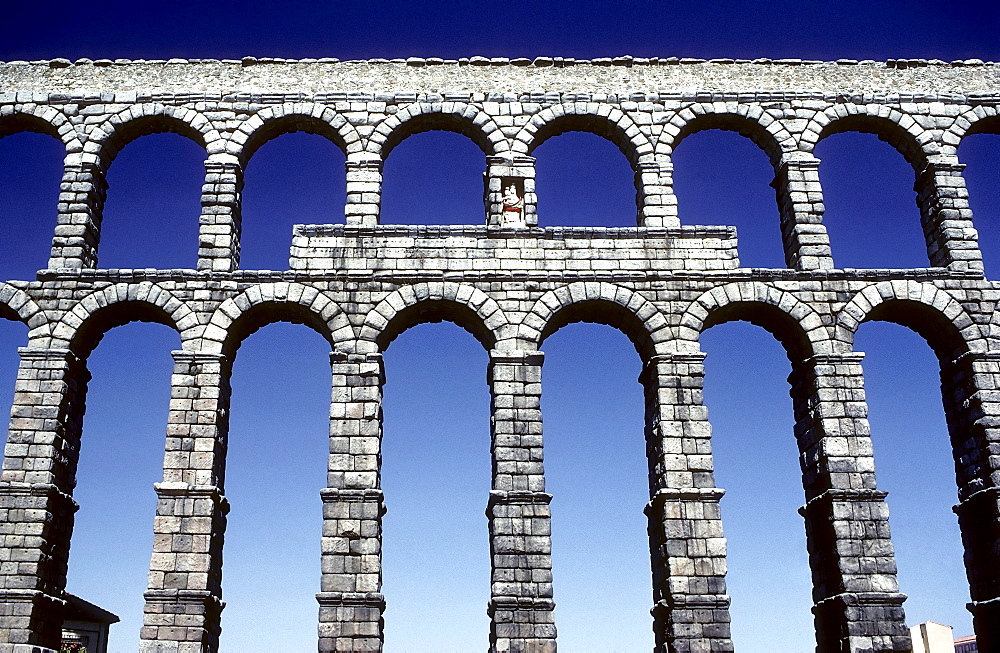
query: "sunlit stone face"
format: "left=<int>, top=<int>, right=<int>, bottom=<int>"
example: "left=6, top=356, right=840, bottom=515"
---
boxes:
left=0, top=57, right=997, bottom=653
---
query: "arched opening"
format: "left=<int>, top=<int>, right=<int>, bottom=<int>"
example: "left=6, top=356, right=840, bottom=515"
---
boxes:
left=672, top=129, right=785, bottom=268
left=816, top=120, right=927, bottom=269
left=855, top=320, right=972, bottom=637
left=67, top=299, right=181, bottom=361
left=0, top=130, right=64, bottom=279
left=532, top=131, right=636, bottom=227
left=379, top=320, right=491, bottom=649
left=850, top=297, right=976, bottom=640
left=957, top=123, right=1000, bottom=279
left=540, top=321, right=650, bottom=649
left=220, top=320, right=331, bottom=650
left=380, top=130, right=485, bottom=225
left=537, top=295, right=656, bottom=359
left=66, top=320, right=178, bottom=650
left=699, top=308, right=814, bottom=650
left=241, top=127, right=347, bottom=270
left=99, top=131, right=204, bottom=269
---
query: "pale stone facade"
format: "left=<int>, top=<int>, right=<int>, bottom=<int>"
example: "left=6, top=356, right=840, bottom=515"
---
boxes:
left=0, top=56, right=999, bottom=652
left=908, top=622, right=954, bottom=653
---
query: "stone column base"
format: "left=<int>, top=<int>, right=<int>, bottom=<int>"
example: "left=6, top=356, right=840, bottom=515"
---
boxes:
left=488, top=596, right=556, bottom=653
left=652, top=594, right=733, bottom=653
left=812, top=592, right=910, bottom=653
left=316, top=592, right=384, bottom=653
left=968, top=596, right=999, bottom=653
left=140, top=589, right=223, bottom=653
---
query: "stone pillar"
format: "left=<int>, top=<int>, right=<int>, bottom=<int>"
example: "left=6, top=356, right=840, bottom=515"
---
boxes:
left=485, top=156, right=536, bottom=228
left=49, top=158, right=107, bottom=270
left=640, top=353, right=732, bottom=653
left=345, top=156, right=383, bottom=227
left=318, top=352, right=385, bottom=652
left=198, top=159, right=244, bottom=272
left=939, top=351, right=1000, bottom=653
left=788, top=354, right=910, bottom=653
left=486, top=349, right=554, bottom=652
left=637, top=160, right=679, bottom=228
left=0, top=348, right=90, bottom=652
left=141, top=352, right=230, bottom=653
left=773, top=154, right=834, bottom=271
left=914, top=156, right=983, bottom=273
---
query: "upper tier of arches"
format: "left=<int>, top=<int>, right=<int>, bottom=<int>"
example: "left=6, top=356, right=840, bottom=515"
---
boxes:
left=1, top=98, right=998, bottom=274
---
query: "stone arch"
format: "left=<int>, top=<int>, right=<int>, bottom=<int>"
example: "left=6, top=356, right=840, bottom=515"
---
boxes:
left=231, top=103, right=364, bottom=166
left=0, top=283, right=50, bottom=339
left=202, top=283, right=353, bottom=357
left=521, top=282, right=668, bottom=359
left=944, top=105, right=1000, bottom=156
left=359, top=282, right=510, bottom=353
left=0, top=104, right=82, bottom=153
left=801, top=105, right=934, bottom=171
left=678, top=282, right=831, bottom=360
left=654, top=103, right=795, bottom=164
left=834, top=280, right=985, bottom=360
left=367, top=102, right=508, bottom=159
left=51, top=283, right=196, bottom=357
left=513, top=102, right=653, bottom=164
left=84, top=104, right=223, bottom=166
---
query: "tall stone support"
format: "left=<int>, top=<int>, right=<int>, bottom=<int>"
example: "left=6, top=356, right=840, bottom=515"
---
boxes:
left=637, top=161, right=680, bottom=228
left=485, top=156, right=537, bottom=228
left=49, top=160, right=107, bottom=270
left=141, top=352, right=230, bottom=653
left=487, top=350, right=554, bottom=653
left=318, top=352, right=385, bottom=653
left=0, top=348, right=90, bottom=652
left=788, top=354, right=910, bottom=653
left=198, top=160, right=244, bottom=273
left=773, top=154, right=834, bottom=271
left=914, top=157, right=983, bottom=273
left=640, top=353, right=732, bottom=653
left=345, top=157, right=383, bottom=227
left=939, top=351, right=1000, bottom=652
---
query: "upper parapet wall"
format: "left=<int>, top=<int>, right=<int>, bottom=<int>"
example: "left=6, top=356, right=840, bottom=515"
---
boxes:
left=1, top=56, right=999, bottom=97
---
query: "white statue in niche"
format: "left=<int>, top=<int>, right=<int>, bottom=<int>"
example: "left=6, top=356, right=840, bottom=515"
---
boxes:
left=501, top=183, right=524, bottom=226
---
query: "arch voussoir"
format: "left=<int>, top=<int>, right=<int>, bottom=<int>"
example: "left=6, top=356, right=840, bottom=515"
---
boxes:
left=0, top=283, right=49, bottom=338
left=48, top=283, right=196, bottom=353
left=360, top=282, right=508, bottom=350
left=835, top=281, right=986, bottom=355
left=365, top=102, right=507, bottom=157
left=522, top=281, right=666, bottom=357
left=678, top=281, right=831, bottom=357
left=0, top=104, right=83, bottom=152
left=202, top=282, right=351, bottom=354
left=653, top=103, right=796, bottom=162
left=512, top=102, right=652, bottom=163
left=233, top=102, right=362, bottom=164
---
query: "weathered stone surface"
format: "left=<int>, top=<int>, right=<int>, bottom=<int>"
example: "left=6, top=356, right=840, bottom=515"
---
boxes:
left=0, top=57, right=999, bottom=653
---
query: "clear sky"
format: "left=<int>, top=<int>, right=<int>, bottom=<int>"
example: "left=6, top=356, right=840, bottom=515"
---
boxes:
left=1, top=2, right=999, bottom=652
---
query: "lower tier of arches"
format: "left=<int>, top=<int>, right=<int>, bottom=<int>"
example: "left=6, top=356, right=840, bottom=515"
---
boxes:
left=0, top=272, right=998, bottom=652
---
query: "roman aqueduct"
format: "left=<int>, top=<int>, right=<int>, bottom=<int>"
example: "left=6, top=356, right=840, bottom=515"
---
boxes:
left=0, top=56, right=999, bottom=652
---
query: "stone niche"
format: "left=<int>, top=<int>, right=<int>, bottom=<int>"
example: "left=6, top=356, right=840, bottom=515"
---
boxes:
left=60, top=594, right=119, bottom=653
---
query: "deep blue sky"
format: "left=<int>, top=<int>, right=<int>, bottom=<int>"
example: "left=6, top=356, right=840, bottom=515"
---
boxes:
left=1, top=2, right=999, bottom=651
left=3, top=1, right=999, bottom=63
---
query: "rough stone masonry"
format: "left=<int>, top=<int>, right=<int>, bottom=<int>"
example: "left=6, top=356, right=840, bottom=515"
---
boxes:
left=0, top=55, right=999, bottom=653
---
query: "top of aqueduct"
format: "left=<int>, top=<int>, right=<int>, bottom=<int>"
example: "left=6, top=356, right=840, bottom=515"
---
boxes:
left=1, top=55, right=998, bottom=96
